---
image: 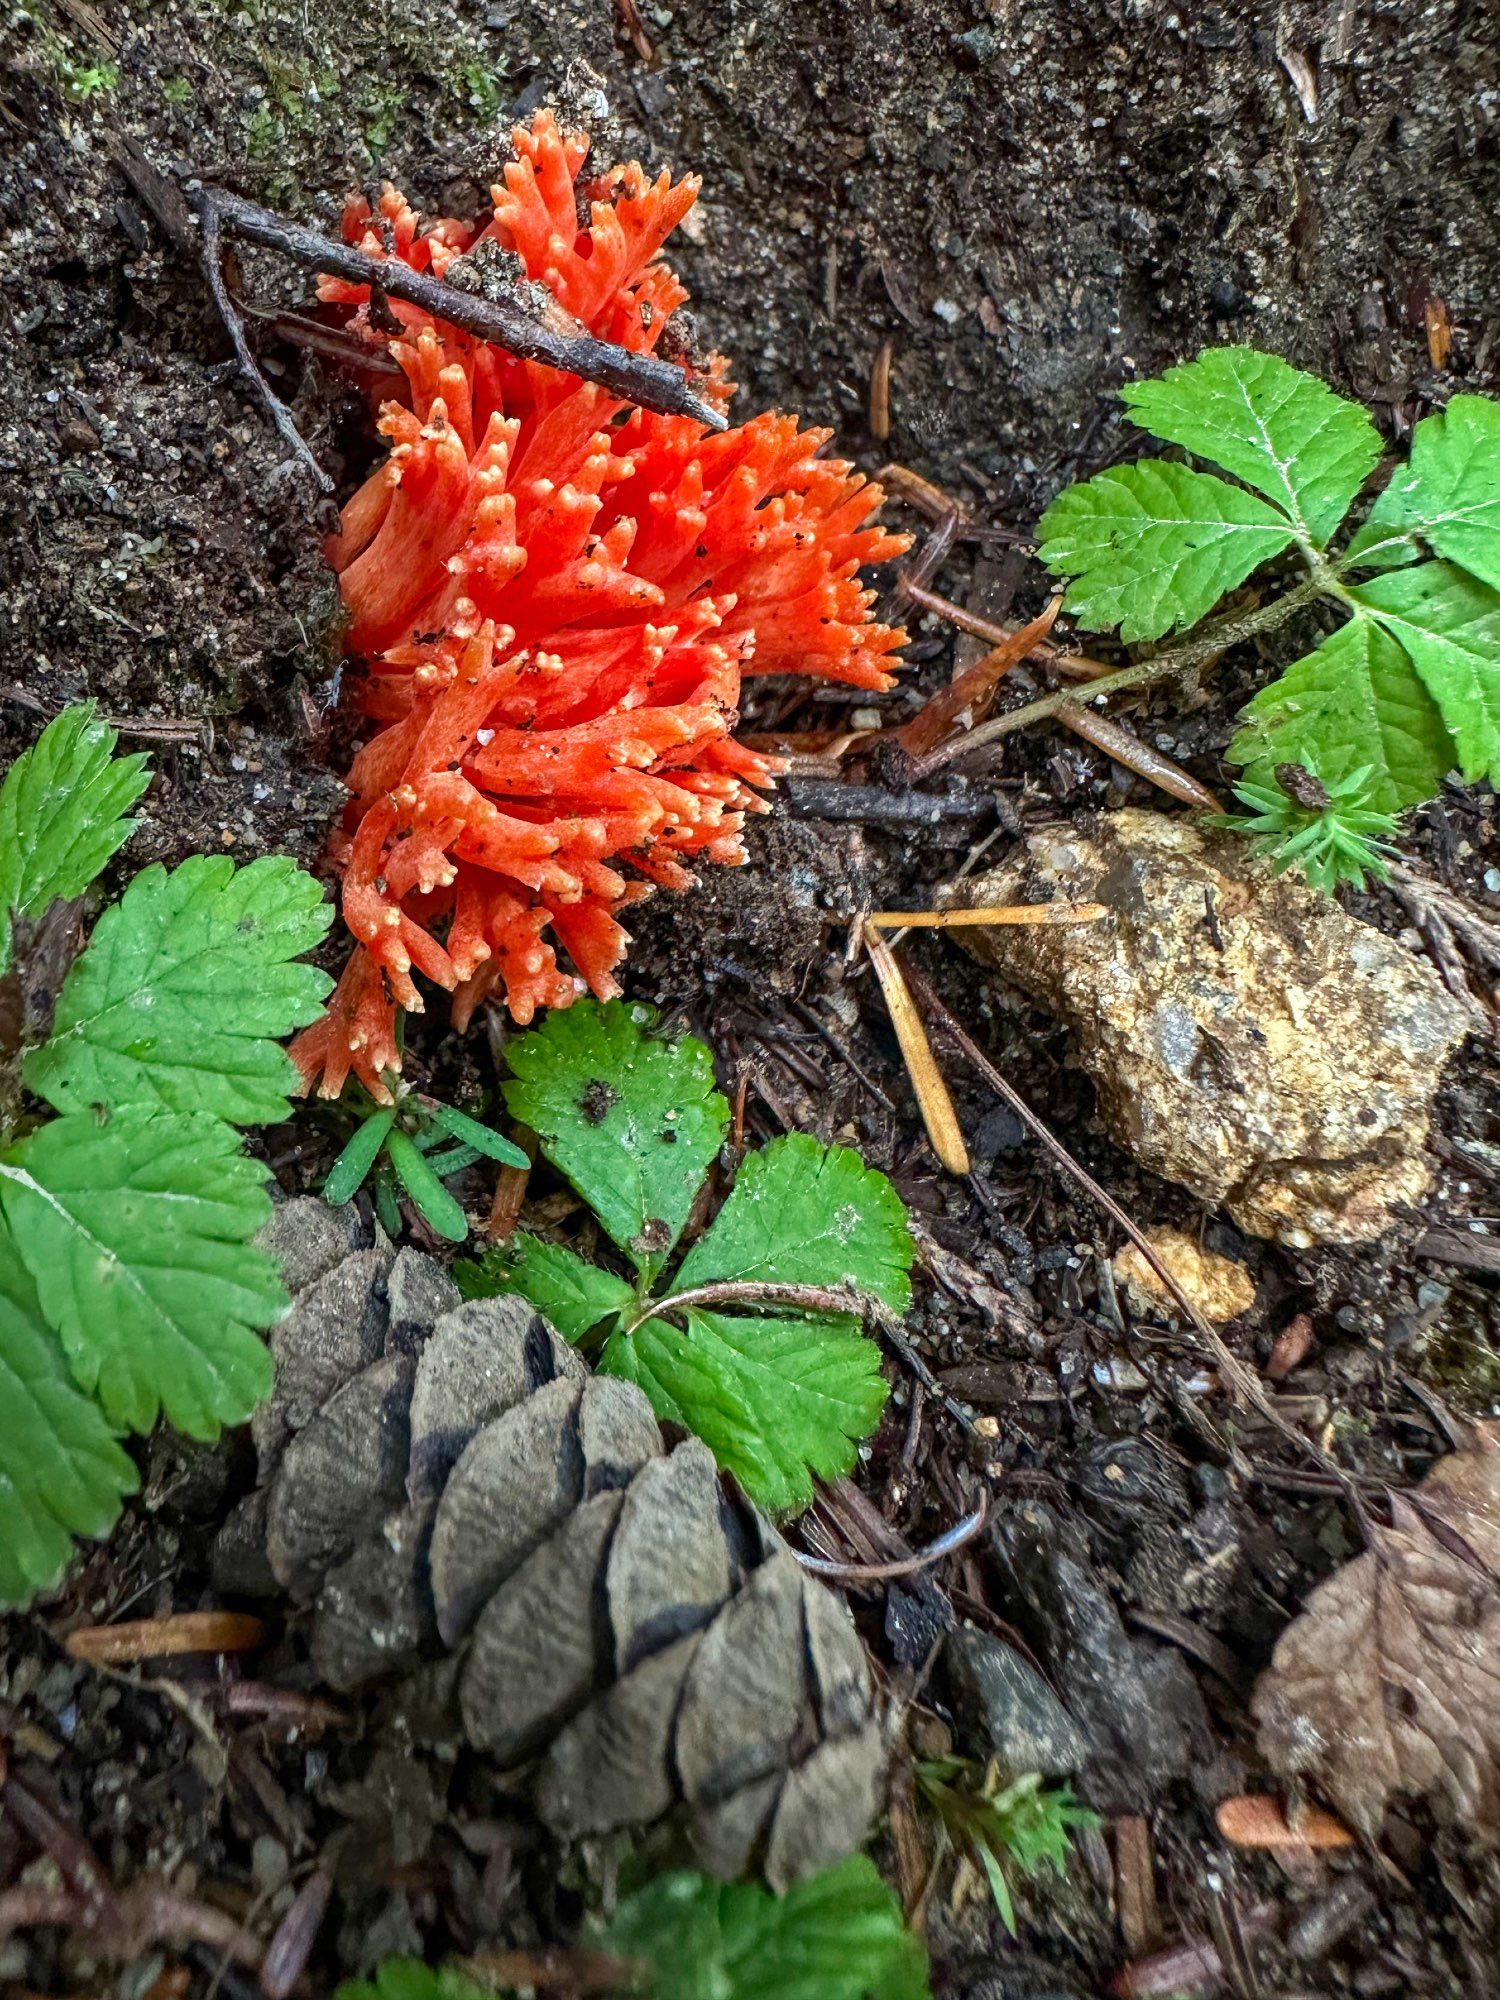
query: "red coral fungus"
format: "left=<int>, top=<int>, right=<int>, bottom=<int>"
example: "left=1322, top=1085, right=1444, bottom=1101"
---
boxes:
left=292, top=110, right=907, bottom=1101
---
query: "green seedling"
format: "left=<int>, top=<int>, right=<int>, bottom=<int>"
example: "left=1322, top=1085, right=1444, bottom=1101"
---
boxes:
left=324, top=1080, right=527, bottom=1242
left=916, top=1758, right=1099, bottom=1935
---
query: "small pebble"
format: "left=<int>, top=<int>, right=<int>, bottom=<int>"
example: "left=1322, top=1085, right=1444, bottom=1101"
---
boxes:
left=252, top=1835, right=291, bottom=1894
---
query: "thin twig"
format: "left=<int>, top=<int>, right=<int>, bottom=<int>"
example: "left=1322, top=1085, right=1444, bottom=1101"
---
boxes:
left=633, top=1277, right=982, bottom=1437
left=781, top=778, right=995, bottom=826
left=0, top=1772, right=112, bottom=1912
left=234, top=293, right=406, bottom=375
left=197, top=196, right=335, bottom=497
left=191, top=184, right=726, bottom=432
left=460, top=1947, right=630, bottom=1995
left=868, top=902, right=1108, bottom=931
left=1050, top=702, right=1223, bottom=813
left=933, top=575, right=1328, bottom=765
left=902, top=578, right=1108, bottom=684
left=786, top=995, right=899, bottom=1113
left=795, top=1503, right=988, bottom=1582
left=0, top=681, right=209, bottom=746
left=895, top=600, right=1062, bottom=758
left=874, top=465, right=1035, bottom=546
left=631, top=1277, right=889, bottom=1330
left=0, top=1883, right=264, bottom=1968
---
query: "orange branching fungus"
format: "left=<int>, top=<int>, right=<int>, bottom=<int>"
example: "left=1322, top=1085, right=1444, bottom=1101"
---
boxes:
left=291, top=110, right=907, bottom=1101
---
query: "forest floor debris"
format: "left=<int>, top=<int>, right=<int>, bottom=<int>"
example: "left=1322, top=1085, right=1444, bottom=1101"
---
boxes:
left=2, top=0, right=1499, bottom=1995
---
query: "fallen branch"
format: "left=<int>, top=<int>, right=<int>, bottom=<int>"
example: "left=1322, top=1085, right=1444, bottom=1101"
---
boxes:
left=194, top=185, right=728, bottom=430
left=112, top=139, right=727, bottom=502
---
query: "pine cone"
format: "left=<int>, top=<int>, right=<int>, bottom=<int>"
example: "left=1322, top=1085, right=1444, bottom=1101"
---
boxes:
left=216, top=1198, right=885, bottom=1888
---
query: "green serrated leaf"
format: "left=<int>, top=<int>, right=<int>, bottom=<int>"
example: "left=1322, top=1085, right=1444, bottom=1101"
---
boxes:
left=1121, top=347, right=1381, bottom=547
left=1353, top=561, right=1500, bottom=782
left=0, top=1225, right=138, bottom=1610
left=1348, top=394, right=1500, bottom=586
left=0, top=1108, right=280, bottom=1438
left=461, top=1231, right=635, bottom=1342
left=0, top=703, right=150, bottom=975
left=602, top=1306, right=887, bottom=1514
left=1036, top=459, right=1295, bottom=642
left=333, top=1960, right=493, bottom=2000
left=503, top=999, right=728, bottom=1274
left=600, top=1856, right=931, bottom=2000
left=675, top=1133, right=914, bottom=1315
left=24, top=855, right=333, bottom=1124
left=1229, top=612, right=1455, bottom=812
left=1344, top=471, right=1427, bottom=574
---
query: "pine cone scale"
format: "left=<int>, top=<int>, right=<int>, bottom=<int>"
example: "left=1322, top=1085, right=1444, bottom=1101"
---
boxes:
left=226, top=1198, right=885, bottom=1885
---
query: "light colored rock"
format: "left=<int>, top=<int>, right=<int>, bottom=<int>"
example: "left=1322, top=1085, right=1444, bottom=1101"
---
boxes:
left=1113, top=1228, right=1255, bottom=1323
left=955, top=811, right=1468, bottom=1247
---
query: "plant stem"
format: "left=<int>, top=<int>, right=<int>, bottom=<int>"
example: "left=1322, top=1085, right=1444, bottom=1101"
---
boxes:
left=625, top=1278, right=890, bottom=1335
left=626, top=1278, right=985, bottom=1438
left=931, top=572, right=1333, bottom=766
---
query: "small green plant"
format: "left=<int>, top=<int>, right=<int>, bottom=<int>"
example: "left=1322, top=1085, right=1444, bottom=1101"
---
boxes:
left=915, top=1759, right=1100, bottom=1935
left=323, top=1080, right=527, bottom=1242
left=1036, top=350, right=1500, bottom=886
left=460, top=58, right=508, bottom=120
left=0, top=704, right=332, bottom=1607
left=458, top=998, right=914, bottom=1513
left=1214, top=758, right=1402, bottom=893
left=334, top=1858, right=929, bottom=2000
left=66, top=59, right=118, bottom=99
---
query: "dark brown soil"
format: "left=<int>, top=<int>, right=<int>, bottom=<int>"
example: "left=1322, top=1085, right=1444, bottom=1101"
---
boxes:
left=3, top=1, right=1499, bottom=1995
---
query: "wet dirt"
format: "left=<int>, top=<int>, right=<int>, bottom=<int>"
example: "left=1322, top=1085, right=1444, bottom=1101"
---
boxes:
left=2, top=0, right=1499, bottom=1994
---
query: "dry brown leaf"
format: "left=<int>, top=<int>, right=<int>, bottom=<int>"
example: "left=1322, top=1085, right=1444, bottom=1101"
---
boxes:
left=1253, top=1422, right=1500, bottom=1843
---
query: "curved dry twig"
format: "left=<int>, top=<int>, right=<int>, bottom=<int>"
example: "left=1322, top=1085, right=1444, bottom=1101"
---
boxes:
left=795, top=1503, right=988, bottom=1583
